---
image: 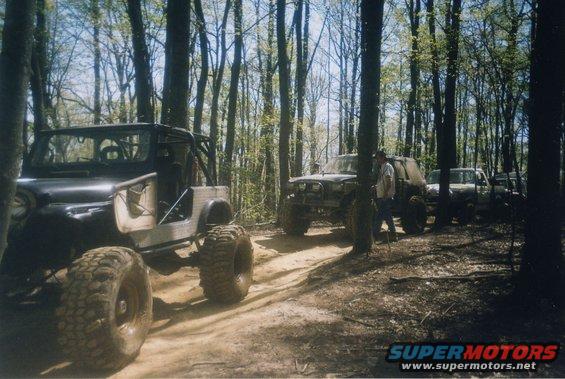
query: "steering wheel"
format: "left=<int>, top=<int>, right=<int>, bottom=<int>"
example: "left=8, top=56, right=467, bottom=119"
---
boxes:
left=100, top=145, right=124, bottom=162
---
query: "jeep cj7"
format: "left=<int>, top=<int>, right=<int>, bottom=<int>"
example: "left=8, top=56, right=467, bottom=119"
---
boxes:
left=2, top=123, right=254, bottom=369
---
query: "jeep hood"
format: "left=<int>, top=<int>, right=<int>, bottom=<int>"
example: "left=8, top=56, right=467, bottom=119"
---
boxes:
left=16, top=177, right=129, bottom=204
left=289, top=173, right=356, bottom=183
left=426, top=183, right=475, bottom=191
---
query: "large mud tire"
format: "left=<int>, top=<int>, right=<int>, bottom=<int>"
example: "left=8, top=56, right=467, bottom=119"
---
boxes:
left=456, top=202, right=476, bottom=225
left=281, top=200, right=310, bottom=236
left=401, top=196, right=427, bottom=234
left=56, top=246, right=153, bottom=370
left=199, top=225, right=254, bottom=304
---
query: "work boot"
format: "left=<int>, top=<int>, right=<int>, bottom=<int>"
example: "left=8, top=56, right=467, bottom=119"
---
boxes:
left=388, top=231, right=398, bottom=242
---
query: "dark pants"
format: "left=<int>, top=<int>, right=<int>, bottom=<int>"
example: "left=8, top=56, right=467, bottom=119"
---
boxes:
left=372, top=198, right=396, bottom=238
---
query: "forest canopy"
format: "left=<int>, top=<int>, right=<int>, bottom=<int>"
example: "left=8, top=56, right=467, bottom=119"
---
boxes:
left=0, top=0, right=555, bottom=223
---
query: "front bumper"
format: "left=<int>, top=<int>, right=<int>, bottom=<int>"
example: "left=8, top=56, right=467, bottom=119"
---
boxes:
left=286, top=192, right=341, bottom=208
left=426, top=196, right=468, bottom=215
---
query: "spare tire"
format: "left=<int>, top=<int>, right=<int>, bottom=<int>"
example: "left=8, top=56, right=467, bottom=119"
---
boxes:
left=57, top=246, right=153, bottom=370
left=281, top=200, right=311, bottom=236
left=401, top=196, right=427, bottom=234
left=199, top=225, right=254, bottom=303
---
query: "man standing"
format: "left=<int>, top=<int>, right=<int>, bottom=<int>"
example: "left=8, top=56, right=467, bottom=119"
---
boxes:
left=372, top=150, right=397, bottom=242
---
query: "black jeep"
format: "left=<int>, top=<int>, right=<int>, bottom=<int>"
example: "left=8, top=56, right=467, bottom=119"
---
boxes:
left=2, top=123, right=254, bottom=370
left=281, top=154, right=428, bottom=237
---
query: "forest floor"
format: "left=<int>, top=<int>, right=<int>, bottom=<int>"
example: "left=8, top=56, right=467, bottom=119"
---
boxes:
left=0, top=221, right=563, bottom=377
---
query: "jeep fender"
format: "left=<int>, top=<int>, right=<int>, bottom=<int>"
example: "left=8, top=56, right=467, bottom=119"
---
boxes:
left=26, top=202, right=110, bottom=241
left=198, top=199, right=233, bottom=233
left=5, top=202, right=114, bottom=272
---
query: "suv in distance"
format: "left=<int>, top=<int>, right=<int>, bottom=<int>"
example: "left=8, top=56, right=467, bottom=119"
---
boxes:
left=282, top=154, right=428, bottom=237
left=426, top=168, right=507, bottom=224
left=2, top=123, right=254, bottom=370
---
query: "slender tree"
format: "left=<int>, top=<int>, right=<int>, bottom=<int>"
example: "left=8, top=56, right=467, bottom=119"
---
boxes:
left=258, top=0, right=276, bottom=212
left=221, top=0, right=243, bottom=185
left=292, top=0, right=308, bottom=176
left=404, top=0, right=421, bottom=157
left=161, top=0, right=190, bottom=129
left=92, top=0, right=102, bottom=124
left=436, top=0, right=462, bottom=227
left=30, top=0, right=47, bottom=139
left=126, top=0, right=154, bottom=123
left=520, top=0, right=564, bottom=302
left=354, top=0, right=385, bottom=254
left=209, top=0, right=231, bottom=153
left=193, top=0, right=209, bottom=134
left=0, top=0, right=36, bottom=263
left=346, top=1, right=360, bottom=154
left=277, top=0, right=292, bottom=211
left=426, top=0, right=442, bottom=162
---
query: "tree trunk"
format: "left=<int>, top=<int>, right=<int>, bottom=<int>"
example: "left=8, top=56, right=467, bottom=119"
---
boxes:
left=426, top=0, right=442, bottom=164
left=404, top=0, right=420, bottom=158
left=161, top=0, right=190, bottom=129
left=443, top=0, right=461, bottom=168
left=562, top=124, right=565, bottom=199
left=346, top=2, right=360, bottom=154
left=259, top=0, right=276, bottom=212
left=220, top=0, right=243, bottom=185
left=395, top=57, right=404, bottom=155
left=501, top=2, right=520, bottom=174
left=520, top=0, right=564, bottom=302
left=30, top=0, right=47, bottom=140
left=92, top=0, right=101, bottom=124
left=338, top=2, right=345, bottom=155
left=292, top=0, right=308, bottom=176
left=436, top=0, right=461, bottom=228
left=396, top=99, right=403, bottom=155
left=192, top=0, right=208, bottom=134
left=308, top=101, right=318, bottom=173
left=0, top=0, right=36, bottom=263
left=126, top=0, right=154, bottom=123
left=209, top=0, right=231, bottom=155
left=473, top=73, right=483, bottom=169
left=354, top=0, right=385, bottom=254
left=277, top=0, right=292, bottom=213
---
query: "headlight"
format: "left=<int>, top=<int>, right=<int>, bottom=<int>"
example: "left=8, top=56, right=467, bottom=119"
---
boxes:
left=11, top=191, right=35, bottom=221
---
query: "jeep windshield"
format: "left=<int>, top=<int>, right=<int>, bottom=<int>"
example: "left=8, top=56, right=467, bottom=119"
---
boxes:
left=322, top=156, right=357, bottom=175
left=29, top=128, right=152, bottom=173
left=427, top=170, right=476, bottom=185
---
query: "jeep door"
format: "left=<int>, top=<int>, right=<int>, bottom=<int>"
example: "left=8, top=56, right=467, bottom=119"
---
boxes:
left=114, top=173, right=158, bottom=233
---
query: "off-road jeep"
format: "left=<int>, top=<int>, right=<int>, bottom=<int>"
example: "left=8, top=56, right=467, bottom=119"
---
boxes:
left=1, top=123, right=254, bottom=369
left=281, top=154, right=428, bottom=237
left=426, top=168, right=508, bottom=224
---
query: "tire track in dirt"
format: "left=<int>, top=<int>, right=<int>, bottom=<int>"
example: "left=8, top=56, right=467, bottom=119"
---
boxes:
left=28, top=226, right=350, bottom=377
left=111, top=227, right=350, bottom=378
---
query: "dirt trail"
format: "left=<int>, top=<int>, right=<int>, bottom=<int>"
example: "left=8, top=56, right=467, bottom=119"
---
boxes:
left=113, top=227, right=351, bottom=378
left=1, top=224, right=562, bottom=377
left=0, top=226, right=352, bottom=377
